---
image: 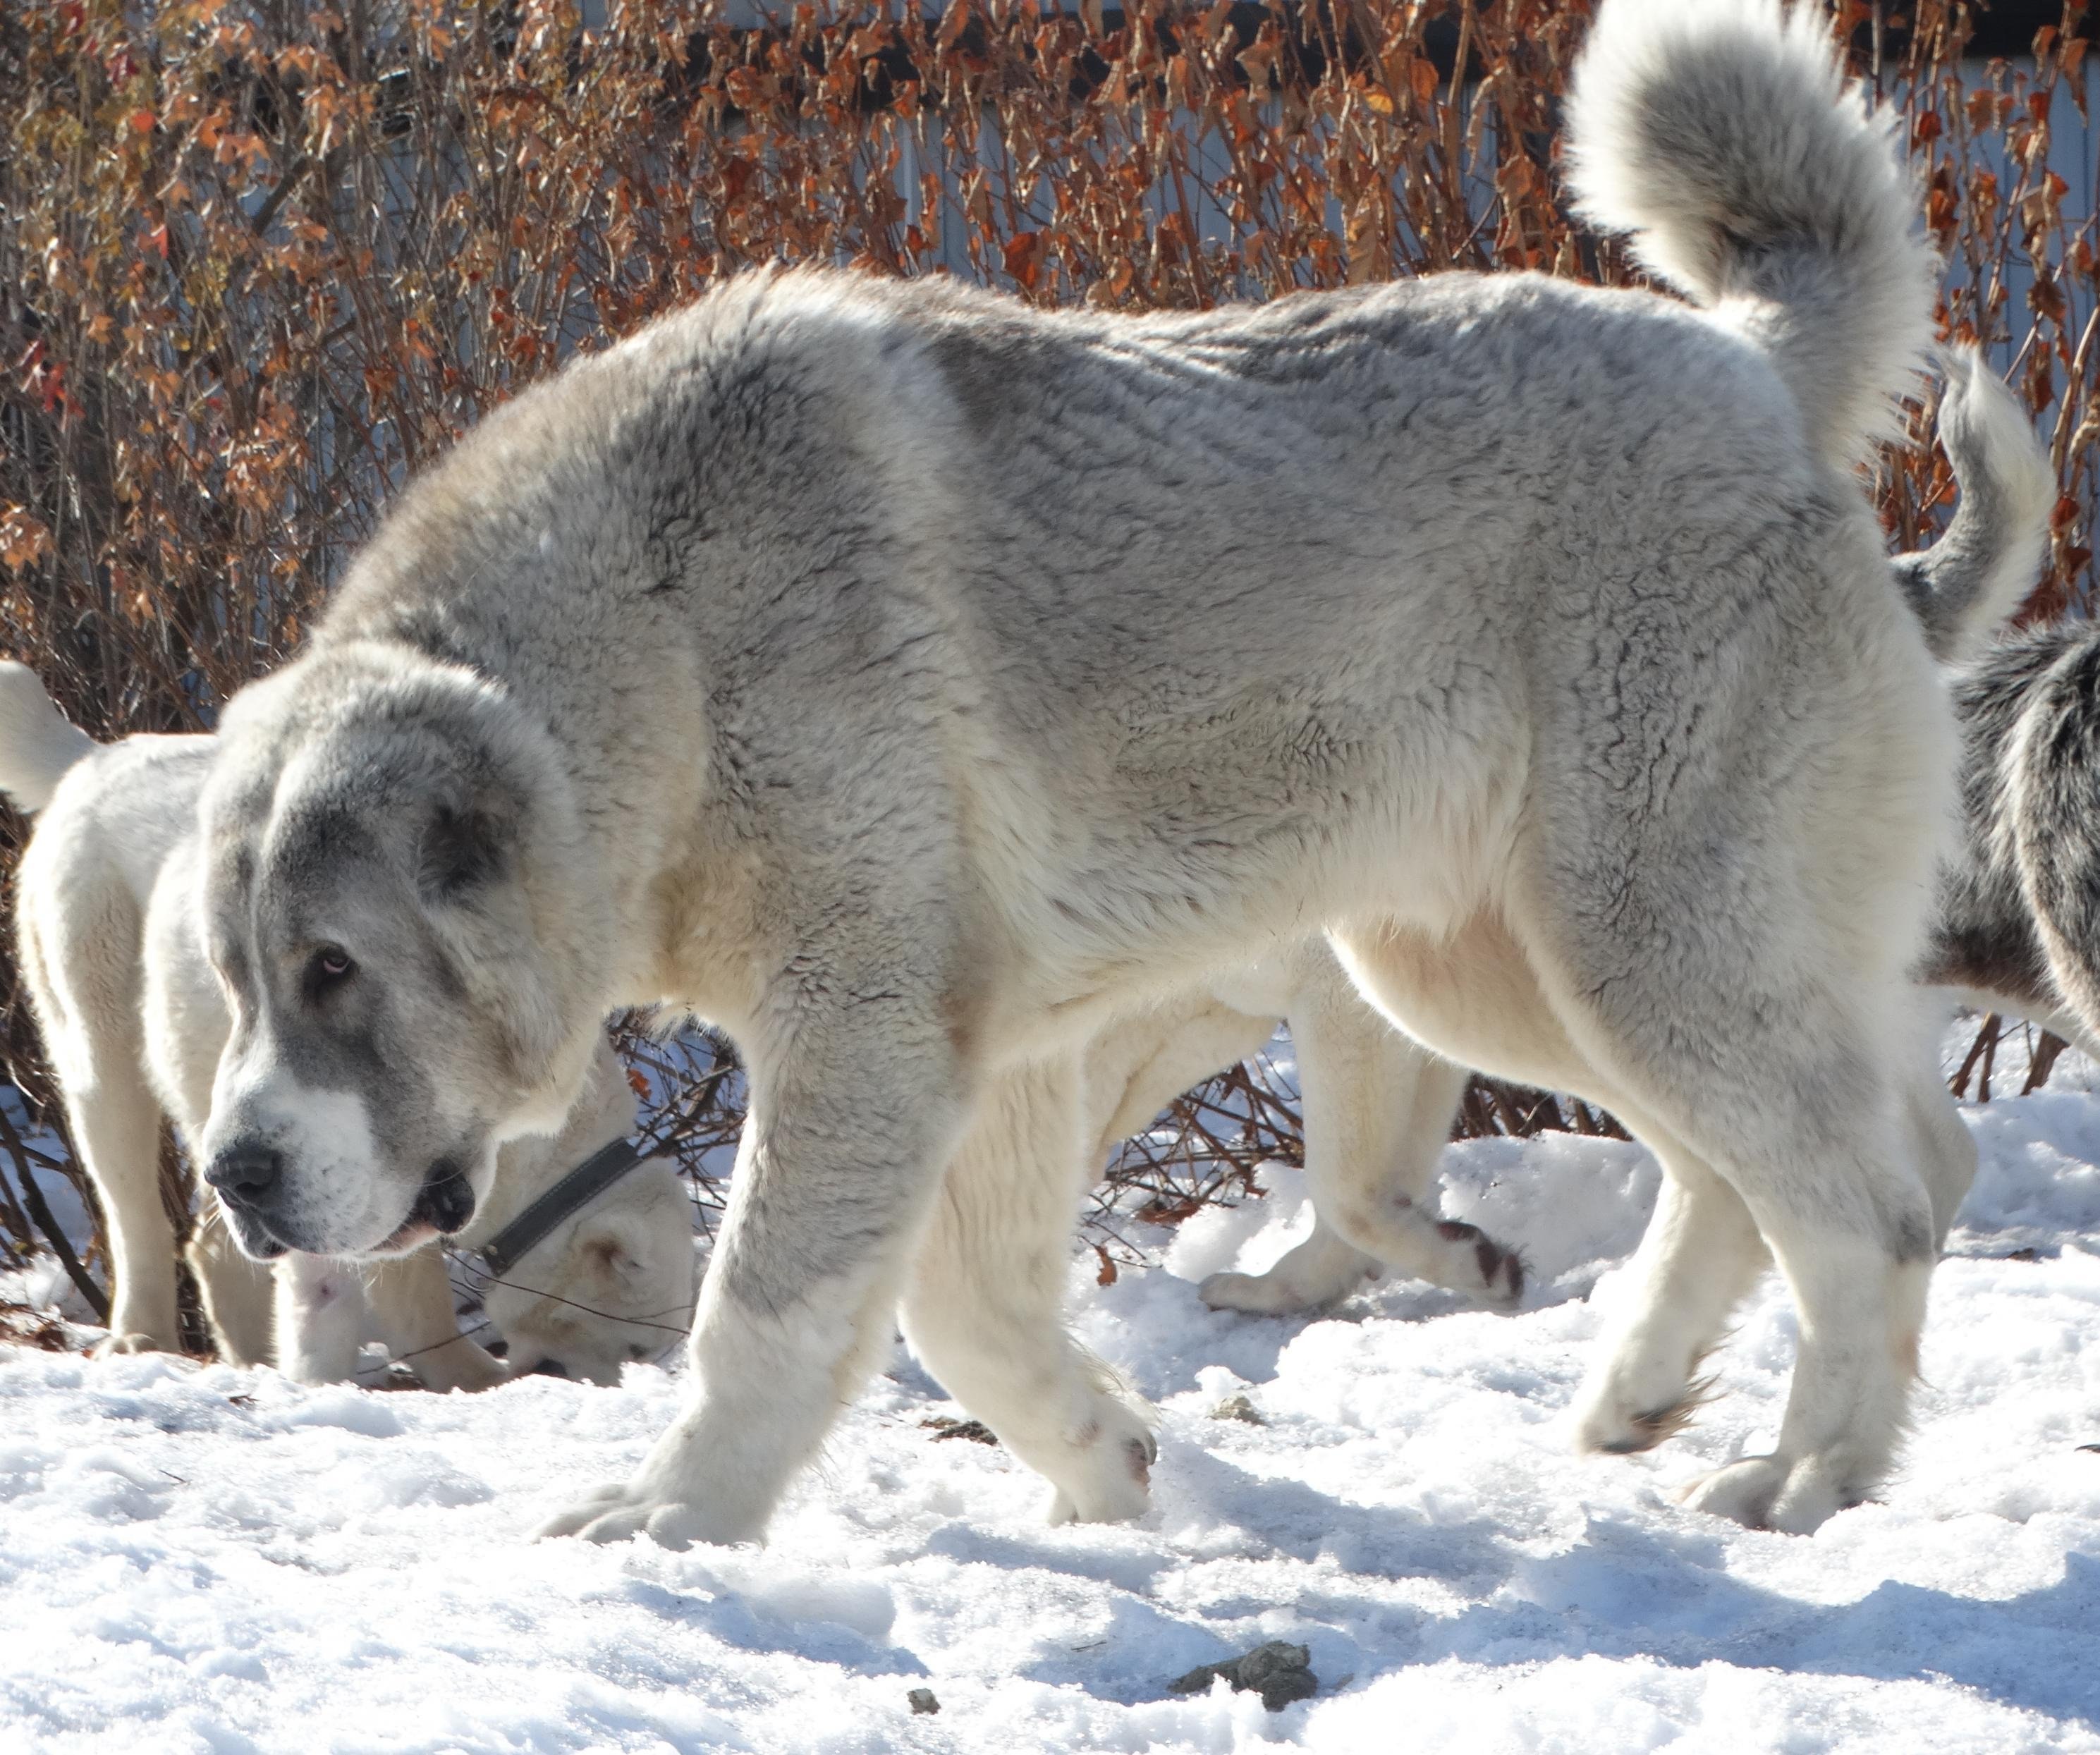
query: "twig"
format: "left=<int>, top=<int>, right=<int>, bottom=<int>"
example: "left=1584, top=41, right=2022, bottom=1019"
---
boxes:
left=0, top=1105, right=108, bottom=1323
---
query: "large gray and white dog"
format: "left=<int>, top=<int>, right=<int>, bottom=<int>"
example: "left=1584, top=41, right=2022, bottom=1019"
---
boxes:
left=191, top=0, right=1964, bottom=1541
left=0, top=675, right=696, bottom=1387
left=1207, top=350, right=2062, bottom=1319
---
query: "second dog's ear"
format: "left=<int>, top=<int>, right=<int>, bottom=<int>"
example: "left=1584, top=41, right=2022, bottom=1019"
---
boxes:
left=417, top=800, right=513, bottom=897
left=583, top=1225, right=647, bottom=1287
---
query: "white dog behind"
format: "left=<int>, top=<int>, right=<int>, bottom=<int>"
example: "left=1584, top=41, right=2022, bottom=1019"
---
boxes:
left=0, top=668, right=694, bottom=1386
left=1089, top=945, right=1525, bottom=1316
left=909, top=941, right=1523, bottom=1523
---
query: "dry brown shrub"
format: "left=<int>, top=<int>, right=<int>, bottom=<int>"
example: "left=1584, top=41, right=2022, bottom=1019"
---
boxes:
left=0, top=1, right=2093, bottom=1289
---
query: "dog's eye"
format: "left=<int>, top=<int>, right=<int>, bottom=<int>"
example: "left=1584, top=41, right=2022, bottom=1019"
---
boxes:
left=307, top=945, right=356, bottom=998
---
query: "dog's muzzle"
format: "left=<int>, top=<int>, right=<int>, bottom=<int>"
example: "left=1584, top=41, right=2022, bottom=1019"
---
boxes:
left=204, top=1141, right=293, bottom=1259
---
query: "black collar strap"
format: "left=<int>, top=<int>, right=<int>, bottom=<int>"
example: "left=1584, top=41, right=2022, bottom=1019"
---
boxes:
left=476, top=1137, right=650, bottom=1281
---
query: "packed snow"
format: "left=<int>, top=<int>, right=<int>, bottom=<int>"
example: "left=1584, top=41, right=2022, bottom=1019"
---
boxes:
left=1, top=1025, right=2096, bottom=1753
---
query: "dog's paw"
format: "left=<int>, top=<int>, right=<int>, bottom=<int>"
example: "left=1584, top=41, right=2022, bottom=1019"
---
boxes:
left=1469, top=1240, right=1526, bottom=1314
left=1675, top=1456, right=1845, bottom=1534
left=1046, top=1429, right=1156, bottom=1527
left=537, top=1482, right=730, bottom=1549
left=1424, top=1217, right=1527, bottom=1312
left=92, top=1331, right=180, bottom=1359
left=1574, top=1381, right=1712, bottom=1456
left=1572, top=1352, right=1716, bottom=1456
left=1199, top=1268, right=1324, bottom=1316
left=1198, top=1234, right=1374, bottom=1314
left=410, top=1341, right=508, bottom=1394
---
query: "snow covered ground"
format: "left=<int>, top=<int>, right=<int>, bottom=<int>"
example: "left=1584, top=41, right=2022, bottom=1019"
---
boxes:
left=1, top=1032, right=2097, bottom=1752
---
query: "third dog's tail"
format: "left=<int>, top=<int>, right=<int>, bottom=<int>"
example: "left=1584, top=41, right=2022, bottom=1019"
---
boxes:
left=1565, top=0, right=1936, bottom=465
left=0, top=662, right=94, bottom=814
left=1891, top=350, right=2056, bottom=664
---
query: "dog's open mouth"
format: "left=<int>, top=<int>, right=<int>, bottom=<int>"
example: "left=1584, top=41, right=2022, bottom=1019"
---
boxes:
left=375, top=1158, right=476, bottom=1254
left=348, top=1158, right=480, bottom=1251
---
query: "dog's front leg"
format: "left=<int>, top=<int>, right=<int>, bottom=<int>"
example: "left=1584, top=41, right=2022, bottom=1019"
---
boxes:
left=541, top=975, right=967, bottom=1548
left=274, top=1253, right=377, bottom=1384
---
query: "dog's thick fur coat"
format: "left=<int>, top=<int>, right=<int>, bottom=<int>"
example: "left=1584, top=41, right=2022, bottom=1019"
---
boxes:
left=197, top=0, right=1959, bottom=1540
left=0, top=678, right=695, bottom=1386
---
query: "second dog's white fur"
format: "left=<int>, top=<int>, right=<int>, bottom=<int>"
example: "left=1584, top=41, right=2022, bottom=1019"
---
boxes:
left=905, top=941, right=1525, bottom=1524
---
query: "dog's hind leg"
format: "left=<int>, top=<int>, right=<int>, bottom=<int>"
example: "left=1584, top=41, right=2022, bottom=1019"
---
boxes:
left=1336, top=895, right=1936, bottom=1533
left=1570, top=1129, right=1771, bottom=1456
left=1907, top=1056, right=1978, bottom=1249
left=1667, top=1131, right=1932, bottom=1534
left=901, top=1054, right=1156, bottom=1524
left=1200, top=972, right=1513, bottom=1314
left=1333, top=915, right=1757, bottom=1429
left=1075, top=987, right=1390, bottom=1317
left=1510, top=898, right=1937, bottom=1534
left=18, top=903, right=181, bottom=1355
left=185, top=1201, right=276, bottom=1364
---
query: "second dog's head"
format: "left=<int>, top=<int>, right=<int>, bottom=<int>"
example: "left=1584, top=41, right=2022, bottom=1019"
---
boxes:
left=195, top=644, right=613, bottom=1259
left=487, top=1159, right=699, bottom=1387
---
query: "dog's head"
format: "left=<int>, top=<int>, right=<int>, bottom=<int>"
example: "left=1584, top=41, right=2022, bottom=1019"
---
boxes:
left=485, top=1158, right=699, bottom=1386
left=196, top=643, right=613, bottom=1259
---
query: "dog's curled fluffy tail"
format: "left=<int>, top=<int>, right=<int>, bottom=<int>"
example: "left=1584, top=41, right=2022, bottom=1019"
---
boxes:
left=1892, top=350, right=2056, bottom=663
left=0, top=661, right=94, bottom=814
left=1565, top=0, right=1936, bottom=465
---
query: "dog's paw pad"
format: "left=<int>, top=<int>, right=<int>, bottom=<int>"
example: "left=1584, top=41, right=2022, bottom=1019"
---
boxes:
left=541, top=1481, right=729, bottom=1548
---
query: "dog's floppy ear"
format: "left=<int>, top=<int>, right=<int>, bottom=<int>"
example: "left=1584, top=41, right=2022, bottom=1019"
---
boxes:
left=410, top=788, right=572, bottom=1091
left=581, top=1222, right=649, bottom=1290
left=416, top=799, right=514, bottom=898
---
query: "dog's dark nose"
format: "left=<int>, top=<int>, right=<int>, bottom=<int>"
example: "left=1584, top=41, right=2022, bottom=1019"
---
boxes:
left=205, top=1142, right=281, bottom=1206
left=527, top=1357, right=569, bottom=1379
